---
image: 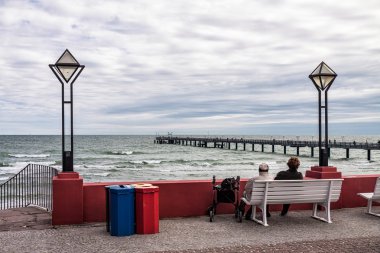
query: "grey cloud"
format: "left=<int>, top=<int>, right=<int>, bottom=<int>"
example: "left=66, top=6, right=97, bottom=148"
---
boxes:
left=0, top=0, right=379, bottom=135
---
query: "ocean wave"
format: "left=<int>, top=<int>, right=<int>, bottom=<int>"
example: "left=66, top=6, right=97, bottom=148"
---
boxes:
left=131, top=160, right=162, bottom=165
left=52, top=160, right=62, bottom=165
left=108, top=168, right=122, bottom=172
left=92, top=172, right=110, bottom=177
left=105, top=150, right=145, bottom=156
left=8, top=154, right=50, bottom=158
left=129, top=168, right=143, bottom=171
left=108, top=151, right=134, bottom=155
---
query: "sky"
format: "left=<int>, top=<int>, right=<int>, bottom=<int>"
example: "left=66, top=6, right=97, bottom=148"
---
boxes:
left=0, top=0, right=379, bottom=135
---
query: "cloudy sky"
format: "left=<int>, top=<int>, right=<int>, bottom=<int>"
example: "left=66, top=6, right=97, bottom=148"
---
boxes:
left=1, top=0, right=379, bottom=135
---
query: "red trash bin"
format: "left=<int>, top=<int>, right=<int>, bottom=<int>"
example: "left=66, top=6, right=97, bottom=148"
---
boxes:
left=134, top=185, right=159, bottom=234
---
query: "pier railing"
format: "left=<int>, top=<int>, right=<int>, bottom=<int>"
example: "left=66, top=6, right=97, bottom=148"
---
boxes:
left=0, top=164, right=58, bottom=211
left=156, top=136, right=380, bottom=160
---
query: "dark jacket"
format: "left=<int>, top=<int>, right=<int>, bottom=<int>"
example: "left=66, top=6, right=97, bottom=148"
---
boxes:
left=275, top=169, right=303, bottom=180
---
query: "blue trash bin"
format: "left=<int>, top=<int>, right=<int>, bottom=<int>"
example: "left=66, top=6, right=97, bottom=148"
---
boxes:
left=109, top=185, right=135, bottom=236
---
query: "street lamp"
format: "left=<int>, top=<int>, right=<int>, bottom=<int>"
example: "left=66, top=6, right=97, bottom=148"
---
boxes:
left=49, top=49, right=85, bottom=172
left=309, top=62, right=337, bottom=166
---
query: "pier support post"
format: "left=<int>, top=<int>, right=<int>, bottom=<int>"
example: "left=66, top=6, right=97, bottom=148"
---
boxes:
left=328, top=148, right=331, bottom=158
left=296, top=147, right=300, bottom=156
left=252, top=144, right=255, bottom=151
left=346, top=148, right=349, bottom=159
left=261, top=144, right=264, bottom=152
left=311, top=147, right=314, bottom=157
left=235, top=143, right=238, bottom=150
left=214, top=142, right=216, bottom=148
left=272, top=145, right=275, bottom=153
left=368, top=150, right=371, bottom=161
left=243, top=143, right=246, bottom=151
left=228, top=142, right=231, bottom=149
left=284, top=146, right=287, bottom=154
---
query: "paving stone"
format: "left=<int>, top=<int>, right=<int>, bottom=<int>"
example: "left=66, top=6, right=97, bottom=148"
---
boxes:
left=0, top=207, right=379, bottom=252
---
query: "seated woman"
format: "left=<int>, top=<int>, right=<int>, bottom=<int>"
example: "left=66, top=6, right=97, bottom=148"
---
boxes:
left=275, top=156, right=303, bottom=216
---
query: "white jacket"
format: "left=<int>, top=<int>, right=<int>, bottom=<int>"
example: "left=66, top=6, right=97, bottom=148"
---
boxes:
left=244, top=172, right=274, bottom=200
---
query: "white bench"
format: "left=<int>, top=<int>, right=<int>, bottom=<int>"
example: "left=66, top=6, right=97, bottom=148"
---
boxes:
left=357, top=177, right=380, bottom=217
left=241, top=179, right=344, bottom=226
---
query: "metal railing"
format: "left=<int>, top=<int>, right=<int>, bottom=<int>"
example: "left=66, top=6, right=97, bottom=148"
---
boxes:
left=0, top=164, right=58, bottom=211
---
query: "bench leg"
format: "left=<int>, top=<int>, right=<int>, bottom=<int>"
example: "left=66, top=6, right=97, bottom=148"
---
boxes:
left=251, top=205, right=256, bottom=220
left=367, top=199, right=380, bottom=217
left=368, top=199, right=372, bottom=213
left=251, top=205, right=269, bottom=226
left=262, top=205, right=268, bottom=226
left=326, top=202, right=331, bottom=223
left=311, top=202, right=332, bottom=223
left=312, top=203, right=317, bottom=217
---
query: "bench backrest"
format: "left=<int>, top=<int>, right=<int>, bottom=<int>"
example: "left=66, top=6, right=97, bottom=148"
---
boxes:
left=373, top=177, right=380, bottom=199
left=249, top=179, right=343, bottom=205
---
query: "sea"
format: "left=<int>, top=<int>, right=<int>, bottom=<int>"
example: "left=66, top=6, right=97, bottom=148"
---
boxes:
left=1, top=135, right=379, bottom=184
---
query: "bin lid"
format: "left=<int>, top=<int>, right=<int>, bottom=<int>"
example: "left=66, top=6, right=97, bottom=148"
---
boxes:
left=135, top=185, right=159, bottom=193
left=109, top=185, right=135, bottom=194
left=131, top=183, right=153, bottom=188
left=105, top=184, right=120, bottom=189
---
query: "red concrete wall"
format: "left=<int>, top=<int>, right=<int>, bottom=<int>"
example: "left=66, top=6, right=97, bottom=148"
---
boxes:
left=51, top=174, right=380, bottom=223
left=83, top=179, right=238, bottom=222
left=341, top=175, right=380, bottom=208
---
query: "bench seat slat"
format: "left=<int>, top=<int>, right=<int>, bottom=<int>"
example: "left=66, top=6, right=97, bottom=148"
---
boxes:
left=250, top=193, right=341, bottom=202
left=252, top=189, right=341, bottom=196
left=251, top=186, right=341, bottom=191
left=252, top=181, right=342, bottom=188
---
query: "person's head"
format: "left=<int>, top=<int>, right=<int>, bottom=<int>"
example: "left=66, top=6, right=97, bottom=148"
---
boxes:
left=287, top=157, right=300, bottom=170
left=258, top=163, right=269, bottom=173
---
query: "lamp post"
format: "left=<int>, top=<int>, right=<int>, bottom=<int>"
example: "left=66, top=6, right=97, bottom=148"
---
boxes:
left=309, top=62, right=337, bottom=166
left=49, top=49, right=85, bottom=172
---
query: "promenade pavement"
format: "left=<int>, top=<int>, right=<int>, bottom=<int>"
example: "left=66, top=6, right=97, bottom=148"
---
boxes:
left=0, top=206, right=379, bottom=252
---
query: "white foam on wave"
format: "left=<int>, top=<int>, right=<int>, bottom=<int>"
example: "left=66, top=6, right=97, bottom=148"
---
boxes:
left=111, top=151, right=133, bottom=155
left=145, top=160, right=162, bottom=164
left=130, top=160, right=162, bottom=165
left=92, top=172, right=110, bottom=177
left=8, top=154, right=50, bottom=158
left=129, top=168, right=142, bottom=171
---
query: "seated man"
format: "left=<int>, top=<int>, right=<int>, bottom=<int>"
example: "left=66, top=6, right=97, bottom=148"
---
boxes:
left=240, top=163, right=273, bottom=219
left=275, top=156, right=303, bottom=216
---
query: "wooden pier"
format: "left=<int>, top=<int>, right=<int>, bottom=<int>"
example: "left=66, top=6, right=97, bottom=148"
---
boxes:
left=155, top=136, right=380, bottom=161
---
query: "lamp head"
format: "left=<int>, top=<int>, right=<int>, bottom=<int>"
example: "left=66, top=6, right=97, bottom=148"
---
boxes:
left=54, top=49, right=80, bottom=83
left=309, top=61, right=337, bottom=91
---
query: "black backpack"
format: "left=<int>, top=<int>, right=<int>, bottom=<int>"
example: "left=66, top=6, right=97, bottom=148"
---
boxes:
left=221, top=177, right=236, bottom=190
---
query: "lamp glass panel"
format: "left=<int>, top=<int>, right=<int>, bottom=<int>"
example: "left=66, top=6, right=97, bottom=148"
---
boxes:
left=57, top=66, right=78, bottom=82
left=313, top=76, right=322, bottom=89
left=320, top=63, right=335, bottom=75
left=320, top=76, right=334, bottom=89
left=57, top=50, right=78, bottom=65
